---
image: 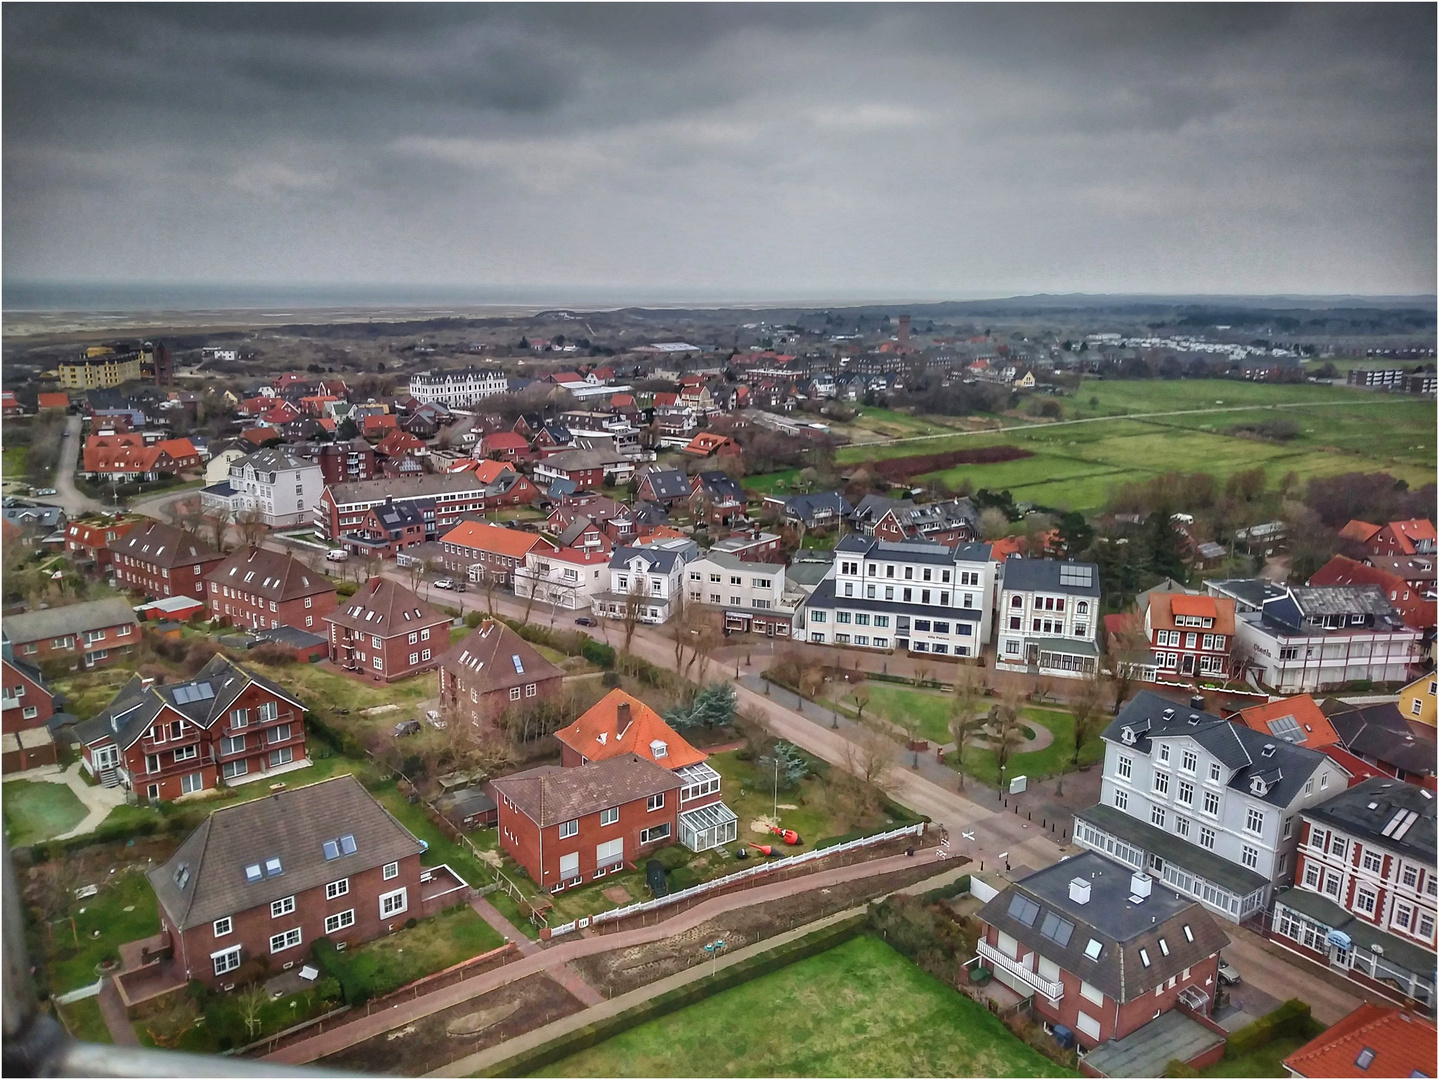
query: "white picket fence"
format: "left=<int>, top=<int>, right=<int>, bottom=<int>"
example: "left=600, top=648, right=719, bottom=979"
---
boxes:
left=549, top=822, right=926, bottom=938
left=54, top=980, right=103, bottom=1005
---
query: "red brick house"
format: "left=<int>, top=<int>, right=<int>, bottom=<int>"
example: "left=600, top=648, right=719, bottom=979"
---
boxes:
left=325, top=579, right=449, bottom=682
left=74, top=655, right=308, bottom=799
left=373, top=428, right=429, bottom=462
left=295, top=439, right=375, bottom=485
left=109, top=521, right=225, bottom=601
left=206, top=547, right=337, bottom=633
left=680, top=432, right=740, bottom=458
left=548, top=494, right=636, bottom=546
left=1367, top=519, right=1436, bottom=559
left=553, top=690, right=736, bottom=851
left=65, top=517, right=139, bottom=570
left=976, top=852, right=1229, bottom=1060
left=0, top=598, right=139, bottom=669
left=634, top=468, right=692, bottom=507
left=2, top=654, right=57, bottom=734
left=438, top=521, right=552, bottom=586
left=437, top=620, right=564, bottom=731
left=1143, top=592, right=1236, bottom=680
left=491, top=754, right=681, bottom=892
left=479, top=431, right=532, bottom=462
left=342, top=499, right=428, bottom=559
left=147, top=775, right=427, bottom=987
left=689, top=471, right=748, bottom=528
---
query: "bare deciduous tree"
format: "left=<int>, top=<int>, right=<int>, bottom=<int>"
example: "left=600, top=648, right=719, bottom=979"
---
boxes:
left=991, top=685, right=1027, bottom=789
left=1070, top=669, right=1106, bottom=766
left=852, top=683, right=872, bottom=723
left=842, top=717, right=898, bottom=792
left=235, top=507, right=268, bottom=548
left=1107, top=618, right=1152, bottom=711
left=948, top=667, right=986, bottom=789
left=621, top=579, right=646, bottom=654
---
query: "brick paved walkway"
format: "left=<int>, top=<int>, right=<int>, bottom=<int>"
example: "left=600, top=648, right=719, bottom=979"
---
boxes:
left=95, top=981, right=138, bottom=1046
left=264, top=848, right=946, bottom=1065
left=468, top=895, right=541, bottom=957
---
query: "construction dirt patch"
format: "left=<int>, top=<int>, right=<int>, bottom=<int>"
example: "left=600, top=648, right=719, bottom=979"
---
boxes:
left=314, top=972, right=582, bottom=1075
left=570, top=860, right=954, bottom=998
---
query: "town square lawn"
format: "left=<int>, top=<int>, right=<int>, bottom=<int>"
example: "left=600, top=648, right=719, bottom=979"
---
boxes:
left=534, top=933, right=1074, bottom=1077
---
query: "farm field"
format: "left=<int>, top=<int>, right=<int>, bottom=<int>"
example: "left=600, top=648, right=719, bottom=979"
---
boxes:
left=823, top=383, right=1433, bottom=511
left=533, top=934, right=1074, bottom=1078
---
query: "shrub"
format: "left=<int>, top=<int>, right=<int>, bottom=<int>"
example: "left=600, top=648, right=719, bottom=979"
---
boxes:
left=336, top=581, right=359, bottom=598
left=404, top=917, right=417, bottom=930
left=464, top=611, right=485, bottom=628
left=601, top=671, right=622, bottom=688
left=583, top=639, right=617, bottom=669
left=1225, top=1000, right=1314, bottom=1058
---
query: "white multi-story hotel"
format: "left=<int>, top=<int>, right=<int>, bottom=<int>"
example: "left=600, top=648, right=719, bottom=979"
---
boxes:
left=199, top=447, right=324, bottom=528
left=1075, top=691, right=1349, bottom=923
left=796, top=536, right=995, bottom=657
left=408, top=368, right=510, bottom=409
left=512, top=546, right=611, bottom=612
left=594, top=547, right=688, bottom=625
left=995, top=558, right=1102, bottom=679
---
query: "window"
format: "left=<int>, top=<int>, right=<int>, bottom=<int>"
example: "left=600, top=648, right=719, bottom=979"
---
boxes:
left=559, top=819, right=579, bottom=839
left=230, top=708, right=249, bottom=727
left=1153, top=771, right=1170, bottom=796
left=1355, top=888, right=1377, bottom=915
left=372, top=656, right=383, bottom=671
left=1331, top=837, right=1348, bottom=860
left=1159, top=743, right=1171, bottom=764
left=1209, top=762, right=1222, bottom=783
left=1199, top=826, right=1216, bottom=849
left=1113, top=789, right=1129, bottom=811
left=326, top=879, right=349, bottom=900
left=1324, top=871, right=1342, bottom=898
left=324, top=909, right=356, bottom=934
left=647, top=793, right=665, bottom=812
left=213, top=917, right=232, bottom=937
left=1177, top=780, right=1193, bottom=806
left=173, top=744, right=198, bottom=763
left=509, top=686, right=522, bottom=701
left=1203, top=791, right=1220, bottom=816
left=640, top=823, right=671, bottom=844
left=1151, top=805, right=1167, bottom=828
left=269, top=928, right=302, bottom=953
left=1394, top=903, right=1414, bottom=930
left=267, top=723, right=291, bottom=745
left=600, top=806, right=619, bottom=827
left=271, top=896, right=296, bottom=918
left=1181, top=749, right=1197, bottom=773
left=1241, top=846, right=1259, bottom=869
left=1418, top=911, right=1436, bottom=939
left=1362, top=849, right=1382, bottom=873
left=181, top=772, right=204, bottom=794
left=379, top=888, right=408, bottom=918
left=1138, top=948, right=1151, bottom=968
left=1117, top=755, right=1133, bottom=780
left=1175, top=816, right=1191, bottom=838
left=269, top=747, right=293, bottom=768
left=212, top=945, right=242, bottom=977
left=383, top=861, right=399, bottom=880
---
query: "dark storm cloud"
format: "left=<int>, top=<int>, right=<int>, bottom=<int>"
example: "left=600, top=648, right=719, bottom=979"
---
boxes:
left=3, top=3, right=1434, bottom=296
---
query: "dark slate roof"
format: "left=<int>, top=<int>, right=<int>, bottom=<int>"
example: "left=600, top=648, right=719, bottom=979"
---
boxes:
left=833, top=533, right=962, bottom=566
left=546, top=477, right=579, bottom=499
left=640, top=468, right=691, bottom=501
left=148, top=774, right=425, bottom=931
left=977, top=850, right=1230, bottom=1004
left=850, top=493, right=907, bottom=522
left=1083, top=1012, right=1226, bottom=1080
left=694, top=471, right=745, bottom=502
left=609, top=546, right=683, bottom=573
left=1327, top=703, right=1437, bottom=777
left=952, top=542, right=994, bottom=562
left=1000, top=557, right=1102, bottom=596
left=254, top=625, right=327, bottom=650
left=74, top=654, right=303, bottom=751
left=1076, top=804, right=1269, bottom=895
left=1104, top=691, right=1328, bottom=806
left=1206, top=578, right=1274, bottom=610
left=801, top=578, right=984, bottom=622
left=778, top=491, right=852, bottom=523
left=1306, top=775, right=1437, bottom=861
left=634, top=501, right=670, bottom=525
left=489, top=753, right=680, bottom=827
left=109, top=521, right=221, bottom=569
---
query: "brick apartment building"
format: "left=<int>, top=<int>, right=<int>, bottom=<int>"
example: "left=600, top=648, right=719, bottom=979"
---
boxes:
left=0, top=598, right=139, bottom=669
left=438, top=521, right=553, bottom=586
left=1144, top=592, right=1237, bottom=680
left=317, top=472, right=510, bottom=542
left=148, top=775, right=426, bottom=986
left=206, top=546, right=337, bottom=633
left=324, top=579, right=450, bottom=683
left=109, top=521, right=225, bottom=601
left=491, top=753, right=681, bottom=892
left=437, top=620, right=564, bottom=730
left=65, top=517, right=139, bottom=571
left=74, top=655, right=308, bottom=799
left=2, top=651, right=58, bottom=733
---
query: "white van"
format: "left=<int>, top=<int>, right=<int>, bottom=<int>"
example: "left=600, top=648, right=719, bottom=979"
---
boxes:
left=325, top=549, right=349, bottom=562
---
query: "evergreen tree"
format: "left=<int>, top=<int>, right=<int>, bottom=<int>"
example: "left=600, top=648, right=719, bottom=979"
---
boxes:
left=759, top=741, right=809, bottom=790
left=1142, top=511, right=1189, bottom=582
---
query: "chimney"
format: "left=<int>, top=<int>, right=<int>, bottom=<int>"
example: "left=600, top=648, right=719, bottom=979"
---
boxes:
left=1130, top=871, right=1153, bottom=900
left=1068, top=878, right=1091, bottom=905
left=616, top=701, right=632, bottom=736
left=1190, top=694, right=1205, bottom=711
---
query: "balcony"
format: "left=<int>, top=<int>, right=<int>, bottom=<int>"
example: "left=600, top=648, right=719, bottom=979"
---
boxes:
left=976, top=940, right=1064, bottom=1002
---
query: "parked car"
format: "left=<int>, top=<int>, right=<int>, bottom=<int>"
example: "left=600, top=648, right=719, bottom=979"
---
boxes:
left=424, top=709, right=446, bottom=730
left=34, top=488, right=56, bottom=497
left=575, top=616, right=597, bottom=627
left=433, top=578, right=457, bottom=590
left=325, top=549, right=349, bottom=562
left=392, top=719, right=422, bottom=737
left=1217, top=957, right=1241, bottom=986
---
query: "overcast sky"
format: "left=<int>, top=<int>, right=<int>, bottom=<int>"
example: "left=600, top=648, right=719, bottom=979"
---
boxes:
left=4, top=3, right=1434, bottom=301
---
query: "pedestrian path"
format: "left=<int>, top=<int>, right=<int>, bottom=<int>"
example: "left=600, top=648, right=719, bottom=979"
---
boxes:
left=95, top=981, right=138, bottom=1046
left=264, top=848, right=947, bottom=1064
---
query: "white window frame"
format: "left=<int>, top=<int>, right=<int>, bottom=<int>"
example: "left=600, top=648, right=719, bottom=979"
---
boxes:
left=600, top=806, right=619, bottom=827
left=379, top=887, right=408, bottom=918
left=324, top=909, right=356, bottom=934
left=212, top=944, right=242, bottom=976
left=269, top=927, right=302, bottom=953
left=271, top=895, right=296, bottom=918
left=559, top=819, right=579, bottom=839
left=383, top=861, right=399, bottom=880
left=647, top=793, right=665, bottom=812
left=213, top=917, right=232, bottom=937
left=326, top=878, right=349, bottom=900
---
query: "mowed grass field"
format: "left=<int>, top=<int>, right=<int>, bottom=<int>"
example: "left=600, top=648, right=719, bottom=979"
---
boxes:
left=827, top=381, right=1434, bottom=511
left=534, top=934, right=1074, bottom=1078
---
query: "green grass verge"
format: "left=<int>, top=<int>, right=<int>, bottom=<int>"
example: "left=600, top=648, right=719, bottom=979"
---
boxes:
left=321, top=903, right=505, bottom=1001
left=3, top=445, right=29, bottom=478
left=44, top=872, right=159, bottom=995
left=3, top=780, right=88, bottom=847
left=55, top=996, right=114, bottom=1044
left=485, top=888, right=542, bottom=940
left=532, top=934, right=1074, bottom=1077
left=1198, top=1035, right=1309, bottom=1077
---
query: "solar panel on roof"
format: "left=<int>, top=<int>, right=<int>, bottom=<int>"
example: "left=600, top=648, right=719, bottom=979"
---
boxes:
left=1058, top=564, right=1093, bottom=588
left=1040, top=911, right=1074, bottom=947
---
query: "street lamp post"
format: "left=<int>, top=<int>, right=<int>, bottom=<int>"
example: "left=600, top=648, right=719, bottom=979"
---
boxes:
left=703, top=938, right=727, bottom=977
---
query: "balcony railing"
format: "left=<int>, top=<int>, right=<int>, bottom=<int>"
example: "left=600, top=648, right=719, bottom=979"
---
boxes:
left=976, top=940, right=1064, bottom=1002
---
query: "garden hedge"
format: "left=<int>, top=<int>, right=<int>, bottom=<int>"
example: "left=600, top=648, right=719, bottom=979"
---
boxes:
left=1224, top=999, right=1320, bottom=1058
left=477, top=915, right=868, bottom=1077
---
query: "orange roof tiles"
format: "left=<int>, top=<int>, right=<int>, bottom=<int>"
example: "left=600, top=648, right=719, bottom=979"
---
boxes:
left=1283, top=1004, right=1437, bottom=1078
left=1170, top=594, right=1217, bottom=618
left=37, top=392, right=69, bottom=410
left=1147, top=591, right=1236, bottom=635
left=554, top=689, right=707, bottom=769
left=1339, top=519, right=1383, bottom=544
left=439, top=521, right=549, bottom=560
left=1235, top=695, right=1339, bottom=748
left=470, top=459, right=518, bottom=484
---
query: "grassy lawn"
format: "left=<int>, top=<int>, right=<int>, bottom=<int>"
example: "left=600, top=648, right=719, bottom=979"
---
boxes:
left=3, top=780, right=87, bottom=847
left=56, top=996, right=113, bottom=1044
left=250, top=661, right=437, bottom=718
left=366, top=778, right=492, bottom=889
left=534, top=934, right=1074, bottom=1077
left=486, top=888, right=542, bottom=940
left=323, top=903, right=505, bottom=1000
left=44, top=871, right=159, bottom=995
left=3, top=445, right=29, bottom=478
left=1199, top=1035, right=1310, bottom=1078
left=52, top=668, right=137, bottom=721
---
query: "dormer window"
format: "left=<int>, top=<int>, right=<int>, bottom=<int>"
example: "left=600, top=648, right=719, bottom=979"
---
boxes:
left=650, top=739, right=667, bottom=759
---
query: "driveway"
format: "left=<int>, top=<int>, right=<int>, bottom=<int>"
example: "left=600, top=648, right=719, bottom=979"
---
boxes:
left=52, top=414, right=108, bottom=516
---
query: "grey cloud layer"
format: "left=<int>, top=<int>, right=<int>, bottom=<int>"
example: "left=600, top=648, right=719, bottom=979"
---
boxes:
left=4, top=4, right=1434, bottom=296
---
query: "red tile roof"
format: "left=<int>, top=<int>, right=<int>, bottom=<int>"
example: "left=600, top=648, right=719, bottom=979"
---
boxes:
left=554, top=689, right=706, bottom=769
left=440, top=521, right=550, bottom=560
left=1147, top=591, right=1236, bottom=635
left=37, top=392, right=69, bottom=410
left=1310, top=555, right=1437, bottom=631
left=1235, top=695, right=1340, bottom=748
left=1283, top=1005, right=1437, bottom=1078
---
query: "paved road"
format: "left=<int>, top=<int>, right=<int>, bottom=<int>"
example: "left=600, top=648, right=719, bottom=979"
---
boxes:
left=53, top=413, right=108, bottom=515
